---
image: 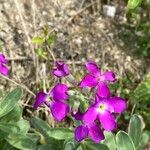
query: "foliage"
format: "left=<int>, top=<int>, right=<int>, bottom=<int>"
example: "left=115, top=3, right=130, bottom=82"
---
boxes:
left=122, top=0, right=150, bottom=57
left=0, top=87, right=36, bottom=150
left=32, top=26, right=57, bottom=60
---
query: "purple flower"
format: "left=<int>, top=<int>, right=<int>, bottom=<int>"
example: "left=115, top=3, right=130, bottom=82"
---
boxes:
left=75, top=123, right=104, bottom=143
left=0, top=53, right=9, bottom=76
left=33, top=83, right=69, bottom=121
left=83, top=95, right=126, bottom=131
left=80, top=61, right=116, bottom=98
left=52, top=61, right=69, bottom=77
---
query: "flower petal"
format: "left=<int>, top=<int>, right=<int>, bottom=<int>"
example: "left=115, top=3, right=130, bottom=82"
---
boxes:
left=33, top=92, right=47, bottom=109
left=95, top=94, right=104, bottom=103
left=75, top=125, right=88, bottom=142
left=50, top=83, right=68, bottom=101
left=102, top=71, right=116, bottom=82
left=0, top=64, right=9, bottom=76
left=83, top=107, right=97, bottom=125
left=98, top=111, right=117, bottom=131
left=0, top=54, right=8, bottom=64
left=53, top=61, right=69, bottom=77
left=52, top=69, right=64, bottom=77
left=85, top=61, right=100, bottom=76
left=108, top=97, right=126, bottom=113
left=88, top=123, right=105, bottom=143
left=72, top=110, right=83, bottom=121
left=97, top=82, right=110, bottom=98
left=50, top=101, right=69, bottom=121
left=80, top=74, right=98, bottom=88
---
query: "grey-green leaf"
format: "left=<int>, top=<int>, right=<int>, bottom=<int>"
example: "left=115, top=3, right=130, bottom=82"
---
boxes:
left=0, top=104, right=22, bottom=122
left=0, top=87, right=22, bottom=118
left=16, top=119, right=30, bottom=134
left=30, top=117, right=51, bottom=138
left=47, top=128, right=74, bottom=140
left=128, top=114, right=142, bottom=148
left=6, top=134, right=36, bottom=150
left=103, top=131, right=116, bottom=150
left=83, top=141, right=109, bottom=150
left=116, top=131, right=136, bottom=150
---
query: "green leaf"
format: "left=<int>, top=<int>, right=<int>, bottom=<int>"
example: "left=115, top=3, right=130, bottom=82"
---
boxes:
left=64, top=141, right=76, bottom=150
left=133, top=73, right=150, bottom=102
left=0, top=130, right=8, bottom=141
left=32, top=37, right=45, bottom=44
left=82, top=141, right=109, bottom=150
left=127, top=0, right=142, bottom=10
left=63, top=138, right=78, bottom=150
left=30, top=117, right=51, bottom=138
left=77, top=146, right=82, bottom=150
left=0, top=87, right=22, bottom=118
left=0, top=104, right=22, bottom=122
left=103, top=131, right=116, bottom=150
left=140, top=131, right=150, bottom=148
left=6, top=134, right=36, bottom=150
left=128, top=114, right=143, bottom=148
left=31, top=117, right=74, bottom=140
left=46, top=35, right=56, bottom=45
left=35, top=48, right=47, bottom=59
left=0, top=140, right=18, bottom=150
left=37, top=144, right=59, bottom=150
left=116, top=131, right=136, bottom=150
left=0, top=122, right=20, bottom=135
left=16, top=119, right=30, bottom=134
left=47, top=128, right=74, bottom=140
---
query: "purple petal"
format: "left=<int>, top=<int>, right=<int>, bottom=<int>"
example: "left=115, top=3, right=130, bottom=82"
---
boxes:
left=83, top=107, right=97, bottom=125
left=95, top=94, right=104, bottom=103
left=98, top=111, right=117, bottom=131
left=75, top=125, right=88, bottom=142
left=33, top=92, right=47, bottom=109
left=102, top=71, right=116, bottom=82
left=72, top=110, right=83, bottom=121
left=52, top=69, right=64, bottom=77
left=63, top=63, right=69, bottom=75
left=50, top=101, right=69, bottom=121
left=85, top=61, right=100, bottom=77
left=53, top=61, right=69, bottom=77
left=80, top=74, right=98, bottom=88
left=0, top=64, right=9, bottom=76
left=0, top=54, right=8, bottom=64
left=97, top=82, right=110, bottom=98
left=108, top=97, right=126, bottom=113
left=88, top=123, right=105, bottom=143
left=50, top=83, right=68, bottom=101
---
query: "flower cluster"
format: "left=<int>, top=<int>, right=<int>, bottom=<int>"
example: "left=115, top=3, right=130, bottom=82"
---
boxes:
left=33, top=60, right=126, bottom=143
left=0, top=53, right=9, bottom=76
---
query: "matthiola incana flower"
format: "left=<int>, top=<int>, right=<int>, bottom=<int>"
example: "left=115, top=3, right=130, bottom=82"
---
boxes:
left=80, top=61, right=116, bottom=98
left=52, top=61, right=69, bottom=77
left=33, top=83, right=69, bottom=121
left=75, top=123, right=104, bottom=143
left=0, top=53, right=9, bottom=76
left=83, top=94, right=126, bottom=131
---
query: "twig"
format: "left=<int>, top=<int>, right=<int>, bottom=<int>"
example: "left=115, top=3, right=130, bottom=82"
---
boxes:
left=0, top=74, right=36, bottom=97
left=79, top=0, right=86, bottom=9
left=91, top=0, right=96, bottom=14
left=66, top=1, right=97, bottom=25
left=46, top=45, right=56, bottom=61
left=131, top=104, right=136, bottom=116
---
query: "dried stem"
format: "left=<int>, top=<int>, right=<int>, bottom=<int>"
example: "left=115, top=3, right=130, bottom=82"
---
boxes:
left=0, top=74, right=36, bottom=97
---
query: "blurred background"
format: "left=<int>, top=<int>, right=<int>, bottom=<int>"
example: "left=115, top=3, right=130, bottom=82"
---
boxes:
left=0, top=0, right=150, bottom=149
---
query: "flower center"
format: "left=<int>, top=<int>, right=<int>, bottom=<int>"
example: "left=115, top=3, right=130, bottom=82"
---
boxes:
left=98, top=103, right=106, bottom=113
